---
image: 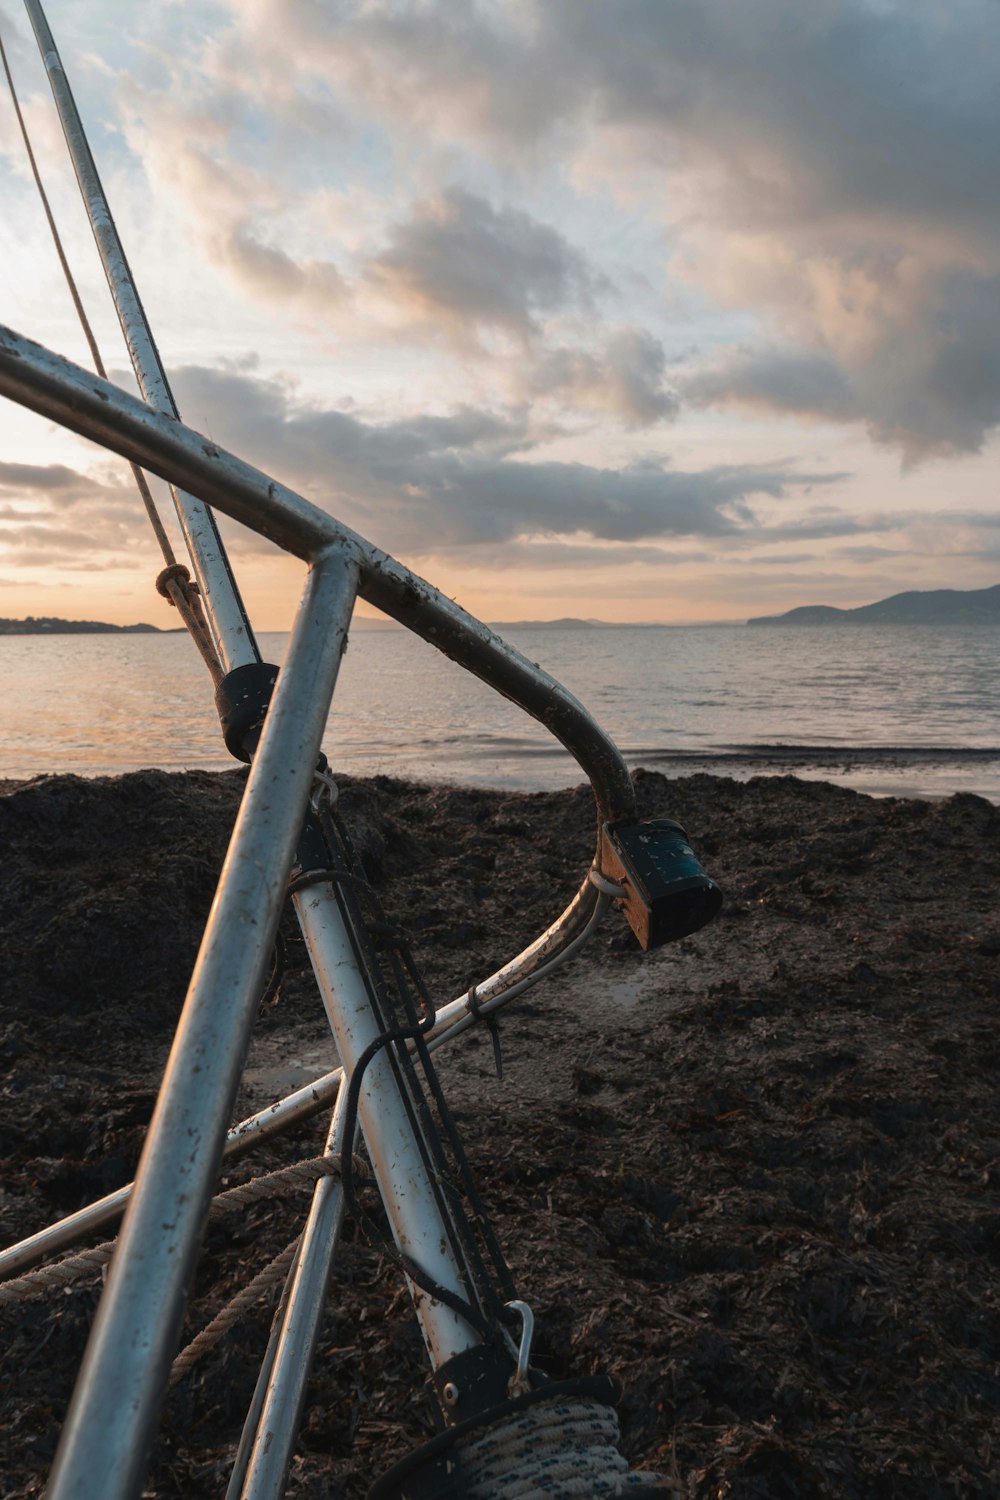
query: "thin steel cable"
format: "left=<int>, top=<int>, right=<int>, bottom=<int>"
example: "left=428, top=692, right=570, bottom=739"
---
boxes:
left=0, top=27, right=224, bottom=682
left=1, top=30, right=105, bottom=362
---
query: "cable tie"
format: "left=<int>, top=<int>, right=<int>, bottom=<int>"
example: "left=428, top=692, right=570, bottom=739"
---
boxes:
left=468, top=985, right=504, bottom=1081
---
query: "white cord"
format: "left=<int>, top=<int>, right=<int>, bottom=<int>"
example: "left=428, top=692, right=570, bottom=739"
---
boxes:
left=588, top=866, right=627, bottom=899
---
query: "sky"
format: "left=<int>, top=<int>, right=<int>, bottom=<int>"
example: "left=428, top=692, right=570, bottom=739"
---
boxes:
left=0, top=0, right=998, bottom=629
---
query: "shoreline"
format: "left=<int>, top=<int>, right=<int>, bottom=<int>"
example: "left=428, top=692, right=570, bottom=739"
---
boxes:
left=3, top=767, right=999, bottom=1496
left=3, top=742, right=999, bottom=806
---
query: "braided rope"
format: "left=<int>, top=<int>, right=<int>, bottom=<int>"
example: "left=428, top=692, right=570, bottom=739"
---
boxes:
left=211, top=1153, right=369, bottom=1213
left=0, top=1238, right=116, bottom=1306
left=168, top=1235, right=301, bottom=1385
left=458, top=1398, right=671, bottom=1498
left=0, top=1155, right=367, bottom=1308
left=156, top=564, right=225, bottom=685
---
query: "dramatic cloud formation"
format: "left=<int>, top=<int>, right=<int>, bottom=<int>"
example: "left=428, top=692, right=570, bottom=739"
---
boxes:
left=170, top=362, right=840, bottom=552
left=200, top=0, right=1000, bottom=459
left=2, top=0, right=997, bottom=625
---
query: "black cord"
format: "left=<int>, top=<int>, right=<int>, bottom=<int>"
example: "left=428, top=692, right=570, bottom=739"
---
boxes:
left=292, top=791, right=520, bottom=1332
left=338, top=1021, right=492, bottom=1340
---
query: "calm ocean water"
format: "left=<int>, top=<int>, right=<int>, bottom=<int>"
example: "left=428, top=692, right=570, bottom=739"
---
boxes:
left=3, top=623, right=999, bottom=801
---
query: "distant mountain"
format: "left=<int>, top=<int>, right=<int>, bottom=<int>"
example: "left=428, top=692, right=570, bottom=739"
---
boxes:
left=0, top=616, right=161, bottom=635
left=489, top=617, right=600, bottom=630
left=747, top=585, right=1000, bottom=627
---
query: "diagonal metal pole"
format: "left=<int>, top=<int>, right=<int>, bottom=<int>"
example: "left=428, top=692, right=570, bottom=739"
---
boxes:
left=22, top=0, right=260, bottom=672
left=229, top=1077, right=354, bottom=1500
left=46, top=544, right=361, bottom=1500
left=22, top=0, right=500, bottom=1372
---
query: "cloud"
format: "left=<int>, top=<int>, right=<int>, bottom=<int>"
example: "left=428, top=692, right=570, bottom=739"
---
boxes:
left=364, top=186, right=602, bottom=341
left=117, top=58, right=677, bottom=426
left=217, top=223, right=348, bottom=313
left=560, top=0, right=1000, bottom=458
left=0, top=459, right=162, bottom=568
left=682, top=349, right=861, bottom=425
left=101, top=2, right=1000, bottom=458
left=833, top=545, right=900, bottom=562
left=0, top=461, right=94, bottom=495
left=680, top=268, right=1000, bottom=461
left=114, top=25, right=680, bottom=428
left=226, top=0, right=579, bottom=154
left=235, top=0, right=1000, bottom=458
left=522, top=328, right=678, bottom=428
left=170, top=362, right=842, bottom=551
left=440, top=537, right=707, bottom=571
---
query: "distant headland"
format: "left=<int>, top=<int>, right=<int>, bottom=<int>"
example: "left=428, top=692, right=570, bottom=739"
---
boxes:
left=747, top=584, right=1000, bottom=627
left=0, top=616, right=162, bottom=635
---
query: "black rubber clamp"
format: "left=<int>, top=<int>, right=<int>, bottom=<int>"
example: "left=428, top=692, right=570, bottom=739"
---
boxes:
left=214, top=662, right=279, bottom=762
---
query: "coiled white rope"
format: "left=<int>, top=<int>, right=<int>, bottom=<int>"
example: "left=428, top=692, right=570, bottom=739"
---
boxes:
left=458, top=1397, right=670, bottom=1498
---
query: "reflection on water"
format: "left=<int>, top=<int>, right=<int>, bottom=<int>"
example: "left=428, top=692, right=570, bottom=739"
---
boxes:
left=3, top=623, right=999, bottom=801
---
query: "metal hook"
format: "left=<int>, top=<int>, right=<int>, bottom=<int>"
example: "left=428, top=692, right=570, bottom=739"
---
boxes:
left=504, top=1299, right=535, bottom=1398
left=310, top=765, right=340, bottom=813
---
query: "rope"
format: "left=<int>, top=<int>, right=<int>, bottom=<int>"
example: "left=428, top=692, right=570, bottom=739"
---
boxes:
left=155, top=564, right=225, bottom=686
left=168, top=1235, right=301, bottom=1386
left=457, top=1397, right=671, bottom=1498
left=0, top=1154, right=367, bottom=1308
left=0, top=1238, right=116, bottom=1305
left=212, top=1153, right=369, bottom=1211
left=0, top=28, right=224, bottom=684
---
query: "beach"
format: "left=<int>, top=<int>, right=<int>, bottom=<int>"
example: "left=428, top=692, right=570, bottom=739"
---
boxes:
left=2, top=766, right=999, bottom=1497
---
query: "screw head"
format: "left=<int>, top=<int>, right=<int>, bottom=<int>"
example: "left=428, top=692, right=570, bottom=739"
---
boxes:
left=442, top=1381, right=460, bottom=1407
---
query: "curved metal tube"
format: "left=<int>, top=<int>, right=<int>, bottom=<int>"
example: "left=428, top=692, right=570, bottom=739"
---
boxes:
left=0, top=323, right=633, bottom=818
left=0, top=893, right=611, bottom=1283
left=0, top=322, right=634, bottom=973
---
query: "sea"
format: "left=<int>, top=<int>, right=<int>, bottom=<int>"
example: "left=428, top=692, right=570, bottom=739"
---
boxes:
left=3, top=623, right=999, bottom=802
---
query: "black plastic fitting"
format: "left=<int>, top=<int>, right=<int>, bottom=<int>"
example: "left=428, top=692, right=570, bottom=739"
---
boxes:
left=214, top=662, right=280, bottom=762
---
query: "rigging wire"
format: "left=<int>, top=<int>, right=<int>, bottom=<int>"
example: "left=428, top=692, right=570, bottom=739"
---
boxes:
left=0, top=26, right=224, bottom=684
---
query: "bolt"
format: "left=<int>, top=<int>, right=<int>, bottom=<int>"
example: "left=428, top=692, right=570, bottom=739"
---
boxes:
left=442, top=1381, right=460, bottom=1407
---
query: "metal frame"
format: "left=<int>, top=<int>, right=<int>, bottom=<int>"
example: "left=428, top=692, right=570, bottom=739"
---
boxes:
left=0, top=323, right=637, bottom=1497
left=2, top=12, right=651, bottom=1492
left=0, top=326, right=632, bottom=823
